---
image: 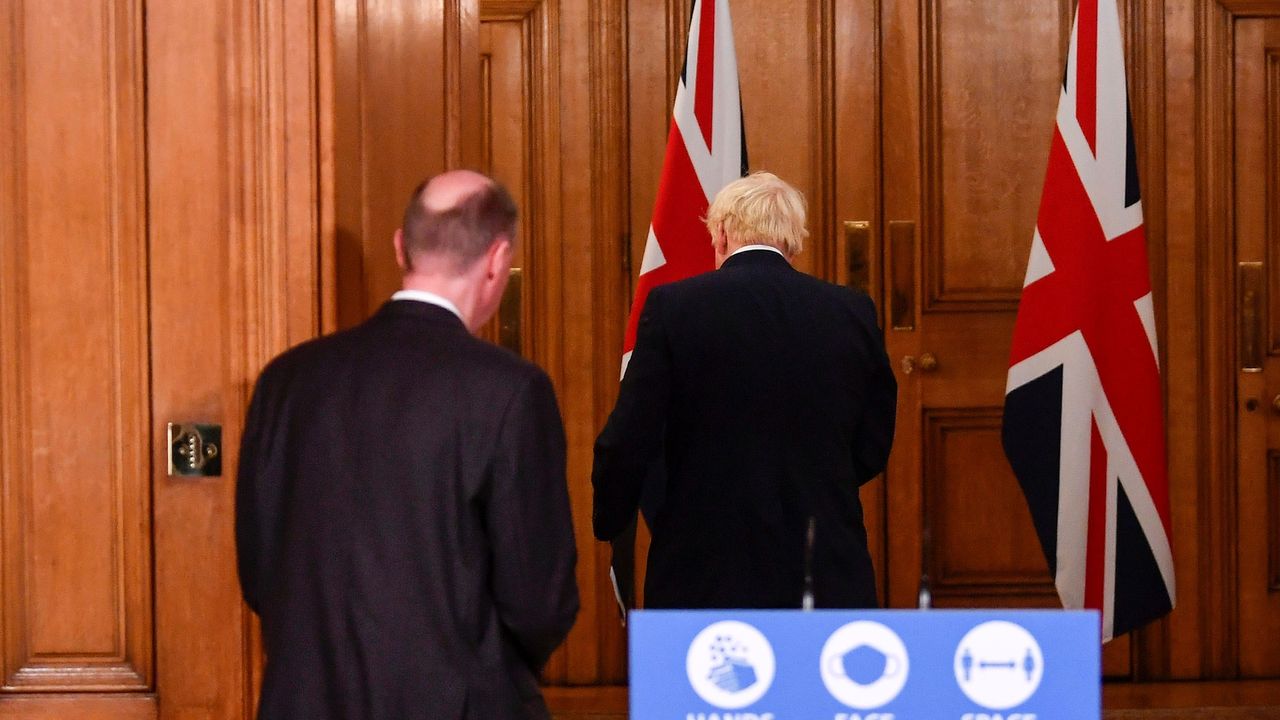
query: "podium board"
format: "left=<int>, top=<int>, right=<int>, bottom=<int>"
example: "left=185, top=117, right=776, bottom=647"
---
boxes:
left=630, top=609, right=1099, bottom=719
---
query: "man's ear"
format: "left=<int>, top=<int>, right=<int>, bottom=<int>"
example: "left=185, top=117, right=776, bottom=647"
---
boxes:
left=393, top=229, right=409, bottom=271
left=486, top=236, right=513, bottom=279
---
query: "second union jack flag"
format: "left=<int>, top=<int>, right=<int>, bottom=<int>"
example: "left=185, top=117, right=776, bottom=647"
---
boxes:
left=1002, top=0, right=1175, bottom=641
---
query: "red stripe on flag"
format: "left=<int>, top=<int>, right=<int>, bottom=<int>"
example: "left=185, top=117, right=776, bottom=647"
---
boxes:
left=1076, top=0, right=1099, bottom=155
left=623, top=123, right=716, bottom=353
left=693, top=0, right=717, bottom=150
left=1085, top=417, right=1108, bottom=613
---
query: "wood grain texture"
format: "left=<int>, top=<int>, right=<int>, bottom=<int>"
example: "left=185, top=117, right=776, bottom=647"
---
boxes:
left=586, top=0, right=633, bottom=685
left=1124, top=0, right=1172, bottom=681
left=2, top=0, right=1273, bottom=710
left=922, top=408, right=1058, bottom=605
left=1233, top=14, right=1280, bottom=679
left=832, top=0, right=887, bottom=603
left=0, top=0, right=151, bottom=691
left=146, top=0, right=254, bottom=714
left=922, top=0, right=1070, bottom=310
left=1159, top=0, right=1206, bottom=681
left=332, top=0, right=455, bottom=328
left=147, top=0, right=321, bottom=715
left=0, top=694, right=157, bottom=719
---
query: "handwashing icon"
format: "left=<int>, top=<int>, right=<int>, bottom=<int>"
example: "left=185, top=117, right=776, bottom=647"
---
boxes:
left=708, top=653, right=758, bottom=692
left=826, top=644, right=903, bottom=685
left=686, top=621, right=776, bottom=709
left=706, top=635, right=759, bottom=693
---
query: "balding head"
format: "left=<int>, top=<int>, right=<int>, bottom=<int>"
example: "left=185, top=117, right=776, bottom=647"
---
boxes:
left=421, top=169, right=493, bottom=212
left=400, top=170, right=518, bottom=275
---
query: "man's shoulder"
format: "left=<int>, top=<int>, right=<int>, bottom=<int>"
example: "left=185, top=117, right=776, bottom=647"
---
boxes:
left=255, top=324, right=359, bottom=384
left=655, top=264, right=872, bottom=308
left=459, top=337, right=546, bottom=382
left=264, top=316, right=539, bottom=376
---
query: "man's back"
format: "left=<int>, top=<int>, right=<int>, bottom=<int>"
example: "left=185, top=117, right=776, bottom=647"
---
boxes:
left=594, top=249, right=896, bottom=609
left=237, top=300, right=578, bottom=720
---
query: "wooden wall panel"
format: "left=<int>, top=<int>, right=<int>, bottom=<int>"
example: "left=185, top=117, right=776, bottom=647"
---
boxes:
left=1157, top=0, right=1207, bottom=682
left=924, top=0, right=1070, bottom=309
left=556, top=0, right=633, bottom=687
left=1269, top=452, right=1280, bottom=594
left=922, top=408, right=1057, bottom=606
left=0, top=695, right=157, bottom=720
left=833, top=0, right=888, bottom=607
left=148, top=0, right=322, bottom=715
left=583, top=0, right=633, bottom=686
left=1270, top=49, right=1280, bottom=357
left=732, top=0, right=826, bottom=278
left=332, top=0, right=480, bottom=329
left=1232, top=10, right=1280, bottom=679
left=0, top=0, right=151, bottom=691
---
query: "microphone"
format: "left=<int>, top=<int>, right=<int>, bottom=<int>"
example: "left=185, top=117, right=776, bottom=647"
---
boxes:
left=918, top=526, right=932, bottom=609
left=802, top=516, right=816, bottom=610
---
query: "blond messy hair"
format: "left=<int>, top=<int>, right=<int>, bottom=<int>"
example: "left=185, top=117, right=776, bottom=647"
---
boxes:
left=704, top=171, right=808, bottom=257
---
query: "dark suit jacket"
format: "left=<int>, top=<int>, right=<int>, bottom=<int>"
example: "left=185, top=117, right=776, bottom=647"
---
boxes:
left=236, top=299, right=578, bottom=720
left=593, top=249, right=896, bottom=609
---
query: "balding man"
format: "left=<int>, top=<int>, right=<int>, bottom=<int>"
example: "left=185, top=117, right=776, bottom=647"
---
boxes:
left=593, top=171, right=897, bottom=610
left=236, top=170, right=578, bottom=720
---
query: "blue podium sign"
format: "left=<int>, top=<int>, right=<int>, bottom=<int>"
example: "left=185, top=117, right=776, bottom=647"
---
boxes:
left=630, top=609, right=1099, bottom=720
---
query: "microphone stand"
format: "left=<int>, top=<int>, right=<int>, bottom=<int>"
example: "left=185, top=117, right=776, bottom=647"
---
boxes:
left=918, top=526, right=932, bottom=610
left=802, top=516, right=816, bottom=611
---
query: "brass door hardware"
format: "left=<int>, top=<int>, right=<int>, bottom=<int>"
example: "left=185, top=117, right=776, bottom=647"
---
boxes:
left=888, top=221, right=916, bottom=331
left=1239, top=261, right=1264, bottom=372
left=901, top=352, right=938, bottom=375
left=167, top=423, right=222, bottom=477
left=499, top=267, right=523, bottom=355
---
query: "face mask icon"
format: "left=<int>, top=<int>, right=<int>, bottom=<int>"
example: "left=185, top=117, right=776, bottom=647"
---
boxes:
left=826, top=644, right=902, bottom=685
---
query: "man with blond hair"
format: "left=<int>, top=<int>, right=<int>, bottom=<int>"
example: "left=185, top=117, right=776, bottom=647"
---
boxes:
left=592, top=171, right=896, bottom=609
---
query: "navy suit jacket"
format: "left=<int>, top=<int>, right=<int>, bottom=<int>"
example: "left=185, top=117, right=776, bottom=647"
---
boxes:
left=593, top=249, right=896, bottom=609
left=236, top=300, right=578, bottom=720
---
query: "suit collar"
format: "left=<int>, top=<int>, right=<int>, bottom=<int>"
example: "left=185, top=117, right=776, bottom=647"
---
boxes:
left=720, top=247, right=793, bottom=271
left=375, top=299, right=469, bottom=331
left=391, top=289, right=464, bottom=322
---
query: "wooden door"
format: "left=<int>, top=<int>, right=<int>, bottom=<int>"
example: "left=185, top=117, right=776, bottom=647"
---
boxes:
left=1, top=0, right=320, bottom=717
left=1234, top=13, right=1280, bottom=679
left=876, top=0, right=1133, bottom=674
left=1, top=2, right=155, bottom=715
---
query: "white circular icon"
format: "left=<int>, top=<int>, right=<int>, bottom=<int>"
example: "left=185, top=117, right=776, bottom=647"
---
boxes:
left=686, top=621, right=776, bottom=709
left=819, top=621, right=910, bottom=709
left=954, top=621, right=1044, bottom=709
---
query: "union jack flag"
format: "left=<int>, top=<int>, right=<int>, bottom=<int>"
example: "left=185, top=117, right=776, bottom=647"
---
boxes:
left=610, top=0, right=747, bottom=614
left=1002, top=0, right=1175, bottom=641
left=621, top=0, right=747, bottom=375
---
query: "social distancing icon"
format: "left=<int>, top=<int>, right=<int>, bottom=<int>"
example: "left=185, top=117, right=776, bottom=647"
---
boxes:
left=954, top=621, right=1044, bottom=710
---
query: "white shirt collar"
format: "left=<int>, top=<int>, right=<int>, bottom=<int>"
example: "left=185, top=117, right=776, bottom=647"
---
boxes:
left=391, top=289, right=464, bottom=323
left=729, top=244, right=786, bottom=259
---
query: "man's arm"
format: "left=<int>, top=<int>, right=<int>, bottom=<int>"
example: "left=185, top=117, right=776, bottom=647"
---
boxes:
left=235, top=369, right=282, bottom=616
left=592, top=288, right=673, bottom=541
left=852, top=293, right=898, bottom=484
left=486, top=370, right=579, bottom=672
